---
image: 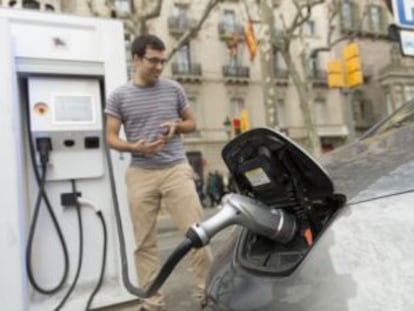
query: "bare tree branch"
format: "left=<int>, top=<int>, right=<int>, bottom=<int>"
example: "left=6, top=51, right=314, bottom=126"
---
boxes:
left=105, top=0, right=132, bottom=19
left=143, top=0, right=163, bottom=20
left=286, top=0, right=324, bottom=37
left=310, top=0, right=348, bottom=56
left=311, top=35, right=349, bottom=56
left=92, top=0, right=162, bottom=36
left=124, top=19, right=136, bottom=35
left=280, top=13, right=288, bottom=31
left=241, top=0, right=261, bottom=23
left=165, top=0, right=221, bottom=62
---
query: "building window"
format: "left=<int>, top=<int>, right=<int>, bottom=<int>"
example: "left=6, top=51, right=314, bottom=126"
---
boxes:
left=352, top=91, right=374, bottom=124
left=308, top=54, right=320, bottom=76
left=274, top=51, right=287, bottom=69
left=172, top=4, right=188, bottom=19
left=115, top=0, right=131, bottom=14
left=226, top=41, right=244, bottom=69
left=304, top=20, right=316, bottom=36
left=341, top=1, right=353, bottom=29
left=230, top=97, right=245, bottom=118
left=176, top=43, right=191, bottom=72
left=274, top=51, right=279, bottom=70
left=369, top=5, right=382, bottom=33
left=223, top=9, right=236, bottom=31
left=404, top=84, right=414, bottom=102
left=172, top=4, right=190, bottom=28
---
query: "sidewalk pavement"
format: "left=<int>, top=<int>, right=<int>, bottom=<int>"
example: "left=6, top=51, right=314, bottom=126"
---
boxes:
left=157, top=206, right=219, bottom=234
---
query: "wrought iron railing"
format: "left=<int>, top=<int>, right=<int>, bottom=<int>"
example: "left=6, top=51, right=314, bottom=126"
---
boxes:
left=168, top=16, right=197, bottom=35
left=172, top=62, right=202, bottom=76
left=274, top=68, right=289, bottom=79
left=218, top=22, right=244, bottom=39
left=222, top=65, right=250, bottom=78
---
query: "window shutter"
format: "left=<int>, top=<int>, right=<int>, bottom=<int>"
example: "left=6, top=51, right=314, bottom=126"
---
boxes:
left=380, top=6, right=388, bottom=34
left=340, top=2, right=345, bottom=30
left=367, top=5, right=374, bottom=33
left=351, top=1, right=361, bottom=32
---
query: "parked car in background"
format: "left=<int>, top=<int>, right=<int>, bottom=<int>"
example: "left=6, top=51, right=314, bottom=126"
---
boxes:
left=204, top=99, right=414, bottom=311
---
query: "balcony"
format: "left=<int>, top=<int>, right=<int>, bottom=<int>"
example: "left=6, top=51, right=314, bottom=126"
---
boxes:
left=171, top=62, right=202, bottom=82
left=378, top=62, right=414, bottom=80
left=308, top=69, right=328, bottom=87
left=274, top=68, right=289, bottom=86
left=363, top=26, right=388, bottom=39
left=173, top=0, right=191, bottom=5
left=218, top=22, right=244, bottom=40
left=168, top=16, right=197, bottom=36
left=222, top=65, right=250, bottom=84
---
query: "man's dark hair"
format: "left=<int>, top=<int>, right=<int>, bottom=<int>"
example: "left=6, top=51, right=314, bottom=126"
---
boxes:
left=131, top=35, right=166, bottom=58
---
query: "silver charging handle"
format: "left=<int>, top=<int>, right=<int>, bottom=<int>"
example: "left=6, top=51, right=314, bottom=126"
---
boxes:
left=191, top=193, right=297, bottom=246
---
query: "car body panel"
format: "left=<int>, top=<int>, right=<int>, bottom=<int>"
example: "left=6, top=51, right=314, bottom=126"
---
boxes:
left=206, top=193, right=414, bottom=311
left=322, top=125, right=414, bottom=203
left=205, top=101, right=414, bottom=311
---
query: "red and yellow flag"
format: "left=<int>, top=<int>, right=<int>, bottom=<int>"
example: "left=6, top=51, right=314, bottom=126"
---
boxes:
left=245, top=21, right=257, bottom=61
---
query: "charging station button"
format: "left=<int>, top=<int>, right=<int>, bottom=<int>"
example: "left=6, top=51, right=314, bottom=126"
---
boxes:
left=64, top=139, right=75, bottom=147
left=84, top=136, right=100, bottom=149
left=33, top=102, right=49, bottom=116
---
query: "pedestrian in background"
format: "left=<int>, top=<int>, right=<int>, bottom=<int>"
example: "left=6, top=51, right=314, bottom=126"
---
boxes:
left=105, top=34, right=212, bottom=311
left=206, top=171, right=219, bottom=207
left=215, top=170, right=225, bottom=201
left=193, top=170, right=206, bottom=207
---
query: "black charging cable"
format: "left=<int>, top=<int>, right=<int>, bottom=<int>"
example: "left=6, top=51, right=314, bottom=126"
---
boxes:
left=79, top=198, right=108, bottom=311
left=25, top=136, right=70, bottom=295
left=85, top=208, right=107, bottom=310
left=54, top=180, right=84, bottom=311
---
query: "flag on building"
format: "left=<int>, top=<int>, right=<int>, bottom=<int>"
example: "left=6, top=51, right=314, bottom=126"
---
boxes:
left=245, top=21, right=257, bottom=61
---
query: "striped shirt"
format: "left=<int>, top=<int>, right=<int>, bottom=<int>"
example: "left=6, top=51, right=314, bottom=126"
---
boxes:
left=105, top=78, right=189, bottom=169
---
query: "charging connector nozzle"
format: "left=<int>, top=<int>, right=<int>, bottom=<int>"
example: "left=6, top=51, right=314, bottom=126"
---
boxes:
left=36, top=137, right=52, bottom=165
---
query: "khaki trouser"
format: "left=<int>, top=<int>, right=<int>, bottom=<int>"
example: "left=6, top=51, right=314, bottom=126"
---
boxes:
left=126, top=163, right=213, bottom=310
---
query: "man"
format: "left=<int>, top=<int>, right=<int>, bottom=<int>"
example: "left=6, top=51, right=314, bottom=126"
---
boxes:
left=105, top=35, right=212, bottom=311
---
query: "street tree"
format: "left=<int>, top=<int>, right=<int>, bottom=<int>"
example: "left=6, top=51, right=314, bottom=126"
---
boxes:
left=82, top=0, right=221, bottom=62
left=250, top=0, right=350, bottom=157
left=279, top=0, right=347, bottom=157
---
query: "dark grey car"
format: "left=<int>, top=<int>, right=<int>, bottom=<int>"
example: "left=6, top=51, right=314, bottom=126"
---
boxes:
left=204, top=100, right=414, bottom=311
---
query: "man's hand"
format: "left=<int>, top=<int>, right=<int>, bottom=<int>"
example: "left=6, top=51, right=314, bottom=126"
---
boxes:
left=160, top=121, right=177, bottom=141
left=129, top=138, right=165, bottom=156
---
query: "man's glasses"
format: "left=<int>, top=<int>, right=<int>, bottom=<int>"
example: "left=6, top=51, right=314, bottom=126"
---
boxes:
left=143, top=56, right=167, bottom=66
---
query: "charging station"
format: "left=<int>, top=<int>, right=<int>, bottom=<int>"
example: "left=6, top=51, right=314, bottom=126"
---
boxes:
left=0, top=7, right=138, bottom=311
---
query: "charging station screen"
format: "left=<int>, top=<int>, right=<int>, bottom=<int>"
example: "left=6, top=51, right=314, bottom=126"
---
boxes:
left=53, top=95, right=94, bottom=123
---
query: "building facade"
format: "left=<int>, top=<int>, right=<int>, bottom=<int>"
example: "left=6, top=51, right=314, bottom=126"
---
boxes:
left=2, top=0, right=410, bottom=181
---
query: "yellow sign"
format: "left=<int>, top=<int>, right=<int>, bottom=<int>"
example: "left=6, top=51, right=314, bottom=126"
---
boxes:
left=327, top=60, right=342, bottom=73
left=343, top=43, right=360, bottom=60
left=327, top=59, right=345, bottom=88
left=347, top=71, right=363, bottom=88
left=343, top=43, right=363, bottom=88
left=240, top=109, right=250, bottom=133
left=345, top=57, right=362, bottom=73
